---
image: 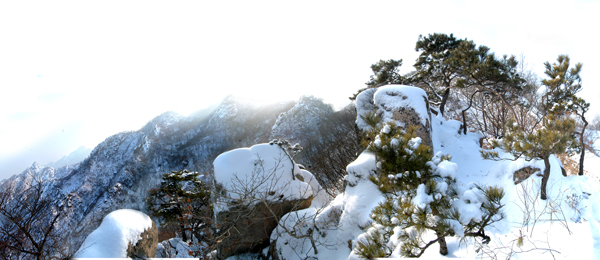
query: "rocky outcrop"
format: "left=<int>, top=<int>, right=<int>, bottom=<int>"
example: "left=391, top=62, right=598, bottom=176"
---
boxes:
left=212, top=142, right=320, bottom=259
left=513, top=166, right=542, bottom=185
left=356, top=85, right=433, bottom=149
left=391, top=105, right=432, bottom=149
left=216, top=197, right=313, bottom=259
left=127, top=222, right=158, bottom=259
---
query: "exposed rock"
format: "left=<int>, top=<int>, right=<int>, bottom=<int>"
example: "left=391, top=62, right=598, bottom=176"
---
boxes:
left=513, top=166, right=541, bottom=185
left=127, top=222, right=158, bottom=259
left=212, top=142, right=319, bottom=259
left=216, top=197, right=313, bottom=259
left=356, top=85, right=433, bottom=149
left=391, top=105, right=433, bottom=149
left=156, top=238, right=192, bottom=258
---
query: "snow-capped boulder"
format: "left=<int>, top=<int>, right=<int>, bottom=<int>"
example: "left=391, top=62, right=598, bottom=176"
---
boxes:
left=212, top=142, right=323, bottom=259
left=75, top=209, right=157, bottom=258
left=356, top=85, right=433, bottom=149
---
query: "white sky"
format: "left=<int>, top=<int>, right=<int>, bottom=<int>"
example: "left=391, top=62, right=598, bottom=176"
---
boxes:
left=1, top=0, right=599, bottom=180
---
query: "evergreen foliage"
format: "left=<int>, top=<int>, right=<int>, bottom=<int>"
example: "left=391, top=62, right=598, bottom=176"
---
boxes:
left=482, top=116, right=578, bottom=200
left=357, top=120, right=504, bottom=258
left=146, top=170, right=212, bottom=244
left=541, top=55, right=584, bottom=116
left=413, top=33, right=526, bottom=126
left=541, top=55, right=589, bottom=175
left=366, top=59, right=406, bottom=88
left=355, top=33, right=526, bottom=137
left=351, top=59, right=406, bottom=100
left=481, top=55, right=585, bottom=199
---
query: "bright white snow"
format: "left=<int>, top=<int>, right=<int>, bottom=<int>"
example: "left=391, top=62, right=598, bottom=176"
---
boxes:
left=270, top=85, right=600, bottom=260
left=213, top=143, right=322, bottom=215
left=356, top=85, right=430, bottom=131
left=75, top=209, right=153, bottom=258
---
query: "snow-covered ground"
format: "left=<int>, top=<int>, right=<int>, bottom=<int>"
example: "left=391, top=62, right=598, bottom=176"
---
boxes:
left=269, top=85, right=600, bottom=259
left=420, top=113, right=600, bottom=259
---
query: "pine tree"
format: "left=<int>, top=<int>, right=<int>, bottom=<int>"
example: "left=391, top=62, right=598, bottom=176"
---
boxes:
left=482, top=116, right=578, bottom=200
left=452, top=41, right=525, bottom=131
left=541, top=55, right=588, bottom=176
left=365, top=59, right=405, bottom=88
left=146, top=170, right=212, bottom=243
left=572, top=97, right=590, bottom=176
left=357, top=122, right=504, bottom=258
left=357, top=33, right=525, bottom=129
left=351, top=59, right=406, bottom=100
left=412, top=33, right=465, bottom=115
left=541, top=55, right=583, bottom=116
left=481, top=55, right=584, bottom=199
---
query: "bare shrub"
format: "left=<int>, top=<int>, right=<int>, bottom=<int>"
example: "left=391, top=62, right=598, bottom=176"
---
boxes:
left=0, top=174, right=72, bottom=259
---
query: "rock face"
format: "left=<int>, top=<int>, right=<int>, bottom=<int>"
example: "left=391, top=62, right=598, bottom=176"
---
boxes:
left=216, top=197, right=313, bottom=259
left=356, top=85, right=433, bottom=149
left=127, top=222, right=158, bottom=259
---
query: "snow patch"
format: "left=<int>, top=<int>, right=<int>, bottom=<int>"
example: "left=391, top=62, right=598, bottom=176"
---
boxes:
left=356, top=85, right=429, bottom=131
left=213, top=143, right=314, bottom=215
left=75, top=209, right=153, bottom=258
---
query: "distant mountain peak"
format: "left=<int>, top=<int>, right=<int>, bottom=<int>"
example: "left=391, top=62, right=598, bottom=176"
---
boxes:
left=45, top=146, right=92, bottom=169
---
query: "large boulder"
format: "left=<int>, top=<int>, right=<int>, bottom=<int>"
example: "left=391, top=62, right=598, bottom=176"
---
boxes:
left=212, top=143, right=318, bottom=259
left=217, top=197, right=313, bottom=258
left=75, top=209, right=157, bottom=258
left=356, top=85, right=433, bottom=149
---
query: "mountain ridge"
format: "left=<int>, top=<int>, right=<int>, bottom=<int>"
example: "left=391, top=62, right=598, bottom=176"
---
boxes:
left=0, top=95, right=357, bottom=255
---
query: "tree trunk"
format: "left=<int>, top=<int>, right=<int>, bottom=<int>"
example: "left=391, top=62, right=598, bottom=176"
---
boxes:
left=439, top=88, right=451, bottom=117
left=180, top=222, right=188, bottom=242
left=461, top=90, right=480, bottom=135
left=579, top=115, right=588, bottom=176
left=436, top=231, right=448, bottom=255
left=541, top=157, right=551, bottom=200
left=483, top=110, right=488, bottom=133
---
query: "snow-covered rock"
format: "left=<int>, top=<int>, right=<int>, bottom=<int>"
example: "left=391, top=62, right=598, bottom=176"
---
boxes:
left=356, top=85, right=433, bottom=148
left=75, top=209, right=156, bottom=258
left=213, top=143, right=314, bottom=214
left=213, top=142, right=326, bottom=259
left=156, top=238, right=193, bottom=258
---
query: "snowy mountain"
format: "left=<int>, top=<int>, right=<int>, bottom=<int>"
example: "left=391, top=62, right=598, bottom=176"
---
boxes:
left=45, top=146, right=93, bottom=168
left=0, top=95, right=355, bottom=256
left=6, top=87, right=599, bottom=259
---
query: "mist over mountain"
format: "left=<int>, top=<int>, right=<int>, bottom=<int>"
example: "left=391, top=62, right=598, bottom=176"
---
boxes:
left=45, top=146, right=93, bottom=169
left=0, top=95, right=358, bottom=254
